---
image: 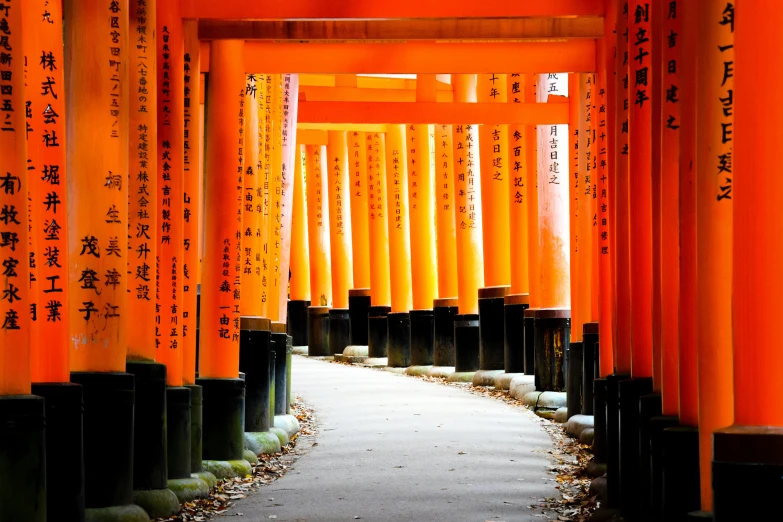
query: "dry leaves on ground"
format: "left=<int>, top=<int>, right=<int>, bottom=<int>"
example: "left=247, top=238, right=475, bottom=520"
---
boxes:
left=155, top=396, right=317, bottom=522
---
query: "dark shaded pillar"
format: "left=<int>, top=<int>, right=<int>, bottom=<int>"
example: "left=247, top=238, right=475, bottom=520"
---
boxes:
left=195, top=378, right=245, bottom=462
left=387, top=312, right=411, bottom=368
left=307, top=306, right=330, bottom=356
left=368, top=306, right=391, bottom=358
left=454, top=314, right=480, bottom=373
left=533, top=309, right=571, bottom=392
left=582, top=322, right=598, bottom=415
left=523, top=308, right=537, bottom=375
left=409, top=309, right=435, bottom=367
left=433, top=298, right=459, bottom=367
left=287, top=300, right=310, bottom=348
left=566, top=342, right=583, bottom=419
left=348, top=289, right=371, bottom=346
left=328, top=308, right=351, bottom=355
left=618, top=377, right=653, bottom=519
left=477, top=286, right=509, bottom=372
left=271, top=324, right=288, bottom=415
left=503, top=293, right=529, bottom=374
left=662, top=425, right=700, bottom=521
left=239, top=317, right=272, bottom=432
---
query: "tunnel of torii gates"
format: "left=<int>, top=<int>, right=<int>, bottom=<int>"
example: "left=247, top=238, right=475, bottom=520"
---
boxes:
left=0, top=0, right=780, bottom=521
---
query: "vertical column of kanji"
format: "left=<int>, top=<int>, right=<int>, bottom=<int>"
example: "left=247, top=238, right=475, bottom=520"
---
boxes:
left=348, top=131, right=369, bottom=292
left=65, top=0, right=151, bottom=517
left=288, top=143, right=310, bottom=348
left=266, top=75, right=283, bottom=322
left=23, top=0, right=68, bottom=382
left=304, top=144, right=331, bottom=356
left=435, top=125, right=457, bottom=301
left=659, top=0, right=680, bottom=420
left=182, top=20, right=200, bottom=385
left=127, top=0, right=156, bottom=362
left=522, top=77, right=540, bottom=378
left=326, top=130, right=353, bottom=355
left=241, top=75, right=262, bottom=317
left=650, top=0, right=663, bottom=401
left=276, top=74, right=299, bottom=324
left=614, top=0, right=632, bottom=377
left=450, top=74, right=484, bottom=382
left=568, top=75, right=581, bottom=344
left=385, top=125, right=413, bottom=368
left=196, top=39, right=248, bottom=475
left=578, top=75, right=595, bottom=339
left=696, top=1, right=734, bottom=513
left=259, top=74, right=271, bottom=318
left=715, top=3, right=783, bottom=519
left=156, top=0, right=184, bottom=387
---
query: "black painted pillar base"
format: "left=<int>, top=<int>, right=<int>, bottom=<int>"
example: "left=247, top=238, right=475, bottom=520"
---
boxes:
left=167, top=387, right=192, bottom=480
left=286, top=335, right=293, bottom=414
left=523, top=308, right=537, bottom=375
left=31, top=382, right=84, bottom=522
left=185, top=384, right=204, bottom=473
left=195, top=378, right=246, bottom=462
left=70, top=372, right=145, bottom=516
left=618, top=377, right=653, bottom=519
left=287, top=300, right=310, bottom=348
left=348, top=289, right=371, bottom=346
left=592, top=378, right=608, bottom=465
left=650, top=415, right=680, bottom=521
left=503, top=294, right=529, bottom=374
left=533, top=309, right=571, bottom=392
left=328, top=308, right=351, bottom=355
left=409, top=309, right=435, bottom=367
left=368, top=306, right=391, bottom=358
left=239, top=317, right=272, bottom=432
left=662, top=425, right=700, bottom=521
left=271, top=325, right=288, bottom=416
left=605, top=373, right=630, bottom=508
left=566, top=342, right=583, bottom=420
left=432, top=299, right=458, bottom=368
left=478, top=286, right=508, bottom=372
left=454, top=314, right=480, bottom=373
left=387, top=312, right=411, bottom=367
left=582, top=322, right=598, bottom=415
left=307, top=306, right=330, bottom=356
left=638, top=393, right=662, bottom=521
left=0, top=394, right=47, bottom=522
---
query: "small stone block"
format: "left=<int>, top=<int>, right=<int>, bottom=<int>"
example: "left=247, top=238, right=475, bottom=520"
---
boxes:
left=472, top=369, right=504, bottom=387
left=523, top=391, right=543, bottom=407
left=404, top=365, right=433, bottom=376
left=494, top=372, right=524, bottom=391
left=535, top=409, right=558, bottom=420
left=292, top=346, right=308, bottom=355
left=566, top=414, right=595, bottom=438
left=509, top=375, right=536, bottom=399
left=132, top=488, right=180, bottom=519
left=343, top=345, right=369, bottom=357
left=245, top=431, right=282, bottom=455
left=168, top=476, right=210, bottom=503
left=243, top=449, right=258, bottom=464
left=586, top=461, right=607, bottom=478
left=537, top=391, right=568, bottom=409
left=202, top=459, right=252, bottom=479
left=426, top=366, right=455, bottom=378
left=554, top=407, right=568, bottom=423
left=270, top=426, right=290, bottom=446
left=579, top=428, right=595, bottom=446
left=192, top=471, right=217, bottom=489
left=446, top=371, right=476, bottom=383
left=274, top=414, right=301, bottom=437
left=84, top=504, right=151, bottom=522
left=383, top=367, right=406, bottom=374
left=589, top=476, right=608, bottom=504
left=363, top=357, right=388, bottom=367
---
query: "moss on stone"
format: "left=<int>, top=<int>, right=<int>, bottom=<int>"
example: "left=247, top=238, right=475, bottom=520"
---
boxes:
left=446, top=371, right=476, bottom=383
left=167, top=476, right=210, bottom=503
left=404, top=365, right=433, bottom=377
left=192, top=471, right=218, bottom=489
left=245, top=431, right=282, bottom=455
left=85, top=504, right=151, bottom=522
left=269, top=426, right=290, bottom=446
left=273, top=414, right=300, bottom=438
left=132, top=488, right=180, bottom=519
left=202, top=459, right=252, bottom=479
left=243, top=449, right=258, bottom=464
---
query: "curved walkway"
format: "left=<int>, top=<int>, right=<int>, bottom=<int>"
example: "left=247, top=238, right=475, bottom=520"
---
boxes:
left=234, top=357, right=557, bottom=521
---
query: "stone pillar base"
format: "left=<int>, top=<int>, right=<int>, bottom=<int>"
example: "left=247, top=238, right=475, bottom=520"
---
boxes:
left=387, top=312, right=411, bottom=368
left=307, top=306, right=330, bottom=356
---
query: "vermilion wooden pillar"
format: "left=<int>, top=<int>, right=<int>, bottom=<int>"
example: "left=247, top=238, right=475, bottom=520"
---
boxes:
left=366, top=133, right=391, bottom=308
left=266, top=75, right=284, bottom=322
left=348, top=131, right=370, bottom=292
left=695, top=0, right=734, bottom=513
left=713, top=3, right=783, bottom=519
left=568, top=75, right=581, bottom=343
left=435, top=125, right=458, bottom=302
left=241, top=75, right=263, bottom=317
left=290, top=143, right=311, bottom=303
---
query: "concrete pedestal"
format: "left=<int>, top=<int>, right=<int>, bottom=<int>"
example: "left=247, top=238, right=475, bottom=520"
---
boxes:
left=638, top=393, right=662, bottom=520
left=566, top=342, right=583, bottom=419
left=348, top=289, right=371, bottom=347
left=271, top=325, right=288, bottom=415
left=196, top=377, right=250, bottom=479
left=503, top=294, right=529, bottom=374
left=239, top=317, right=272, bottom=432
left=287, top=299, right=310, bottom=349
left=605, top=373, right=630, bottom=508
left=523, top=308, right=537, bottom=375
left=533, top=309, right=571, bottom=392
left=618, top=377, right=653, bottom=519
left=433, top=298, right=458, bottom=368
left=387, top=312, right=411, bottom=368
left=662, top=426, right=700, bottom=521
left=649, top=415, right=679, bottom=520
left=449, top=314, right=480, bottom=382
left=368, top=306, right=391, bottom=358
left=476, top=286, right=508, bottom=385
left=581, top=322, right=598, bottom=415
left=409, top=309, right=434, bottom=368
left=307, top=306, right=330, bottom=356
left=328, top=308, right=351, bottom=356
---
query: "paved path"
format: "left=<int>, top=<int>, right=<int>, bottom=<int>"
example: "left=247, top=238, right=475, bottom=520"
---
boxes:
left=233, top=357, right=557, bottom=522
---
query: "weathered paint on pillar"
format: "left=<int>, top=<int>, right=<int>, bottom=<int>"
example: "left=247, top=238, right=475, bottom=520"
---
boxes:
left=614, top=0, right=632, bottom=374
left=435, top=124, right=458, bottom=300
left=66, top=0, right=129, bottom=373
left=24, top=0, right=70, bottom=383
left=734, top=0, right=783, bottom=426
left=304, top=144, right=332, bottom=307
left=326, top=131, right=354, bottom=310
left=477, top=74, right=510, bottom=288
left=406, top=123, right=438, bottom=310
left=275, top=74, right=300, bottom=323
left=240, top=75, right=263, bottom=316
left=452, top=75, right=484, bottom=315
left=266, top=75, right=283, bottom=320
left=696, top=0, right=734, bottom=510
left=568, top=75, right=581, bottom=340
left=660, top=0, right=680, bottom=416
left=198, top=40, right=244, bottom=379
left=156, top=0, right=185, bottom=385
left=367, top=133, right=391, bottom=307
left=127, top=0, right=157, bottom=362
left=678, top=0, right=698, bottom=428
left=348, top=131, right=371, bottom=290
left=525, top=78, right=540, bottom=309
left=628, top=0, right=653, bottom=379
left=0, top=0, right=30, bottom=394
left=290, top=144, right=310, bottom=302
left=507, top=74, right=529, bottom=297
left=597, top=16, right=616, bottom=377
left=385, top=125, right=413, bottom=313
left=182, top=21, right=201, bottom=384
left=537, top=74, right=570, bottom=310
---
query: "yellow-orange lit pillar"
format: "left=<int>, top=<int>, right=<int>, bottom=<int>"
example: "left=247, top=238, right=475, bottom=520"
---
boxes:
left=182, top=21, right=201, bottom=384
left=568, top=75, right=582, bottom=342
left=326, top=131, right=353, bottom=353
left=659, top=0, right=680, bottom=418
left=127, top=0, right=157, bottom=362
left=712, top=3, right=783, bottom=518
left=507, top=75, right=529, bottom=298
left=695, top=0, right=734, bottom=511
left=241, top=75, right=263, bottom=317
left=435, top=125, right=458, bottom=301
left=156, top=0, right=185, bottom=386
left=266, top=75, right=283, bottom=321
left=198, top=40, right=244, bottom=379
left=578, top=75, right=595, bottom=339
left=349, top=131, right=370, bottom=290
left=290, top=144, right=310, bottom=303
left=385, top=125, right=413, bottom=367
left=367, top=133, right=391, bottom=307
left=24, top=0, right=70, bottom=383
left=526, top=77, right=540, bottom=311
left=258, top=74, right=271, bottom=317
